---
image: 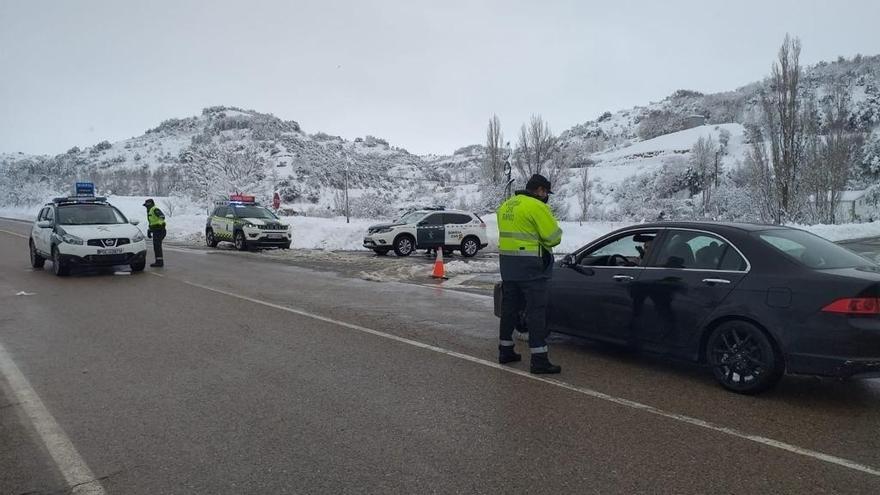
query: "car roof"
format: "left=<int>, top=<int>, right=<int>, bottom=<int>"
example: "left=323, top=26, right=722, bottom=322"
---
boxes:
left=630, top=221, right=792, bottom=233
left=410, top=209, right=474, bottom=215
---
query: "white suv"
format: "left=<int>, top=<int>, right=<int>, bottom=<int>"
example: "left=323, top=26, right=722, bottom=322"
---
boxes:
left=363, top=208, right=488, bottom=257
left=29, top=195, right=148, bottom=276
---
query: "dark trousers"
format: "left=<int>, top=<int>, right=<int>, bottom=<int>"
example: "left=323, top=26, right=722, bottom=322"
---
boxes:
left=499, top=279, right=550, bottom=353
left=151, top=229, right=166, bottom=261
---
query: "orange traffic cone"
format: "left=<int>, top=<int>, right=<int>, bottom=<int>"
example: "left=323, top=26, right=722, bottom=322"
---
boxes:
left=431, top=248, right=448, bottom=279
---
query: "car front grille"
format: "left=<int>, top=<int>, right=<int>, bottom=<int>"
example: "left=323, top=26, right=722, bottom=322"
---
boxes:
left=87, top=238, right=131, bottom=247
left=258, top=224, right=285, bottom=230
left=83, top=253, right=134, bottom=264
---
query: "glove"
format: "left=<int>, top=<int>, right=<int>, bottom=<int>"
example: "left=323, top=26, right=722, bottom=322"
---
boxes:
left=147, top=230, right=152, bottom=239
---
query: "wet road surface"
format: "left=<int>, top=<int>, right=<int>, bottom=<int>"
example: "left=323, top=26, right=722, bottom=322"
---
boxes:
left=2, top=218, right=880, bottom=494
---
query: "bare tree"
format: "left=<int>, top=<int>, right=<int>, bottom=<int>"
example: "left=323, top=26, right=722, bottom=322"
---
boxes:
left=690, top=135, right=717, bottom=212
left=513, top=114, right=566, bottom=187
left=758, top=34, right=806, bottom=223
left=576, top=165, right=592, bottom=224
left=483, top=115, right=504, bottom=185
left=803, top=84, right=864, bottom=223
left=745, top=126, right=779, bottom=223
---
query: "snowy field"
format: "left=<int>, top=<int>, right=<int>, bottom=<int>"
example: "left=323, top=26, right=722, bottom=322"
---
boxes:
left=5, top=195, right=880, bottom=254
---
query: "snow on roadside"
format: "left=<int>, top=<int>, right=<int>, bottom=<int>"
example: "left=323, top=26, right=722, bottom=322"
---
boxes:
left=5, top=195, right=880, bottom=250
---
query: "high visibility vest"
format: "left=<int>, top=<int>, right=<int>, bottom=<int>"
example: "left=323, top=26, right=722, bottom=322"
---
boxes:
left=147, top=206, right=166, bottom=229
left=497, top=192, right=562, bottom=281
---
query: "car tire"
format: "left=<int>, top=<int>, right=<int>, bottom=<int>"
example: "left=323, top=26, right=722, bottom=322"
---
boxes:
left=52, top=246, right=70, bottom=277
left=373, top=248, right=390, bottom=256
left=29, top=239, right=45, bottom=269
left=130, top=260, right=146, bottom=272
left=206, top=228, right=219, bottom=248
left=706, top=320, right=784, bottom=395
left=461, top=236, right=480, bottom=258
left=234, top=231, right=248, bottom=251
left=393, top=235, right=415, bottom=257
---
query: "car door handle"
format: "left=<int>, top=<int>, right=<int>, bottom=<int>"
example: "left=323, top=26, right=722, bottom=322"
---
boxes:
left=702, top=278, right=731, bottom=285
left=612, top=275, right=634, bottom=282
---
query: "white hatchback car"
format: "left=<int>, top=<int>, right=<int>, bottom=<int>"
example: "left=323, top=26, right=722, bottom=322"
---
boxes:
left=363, top=208, right=488, bottom=257
left=29, top=195, right=148, bottom=276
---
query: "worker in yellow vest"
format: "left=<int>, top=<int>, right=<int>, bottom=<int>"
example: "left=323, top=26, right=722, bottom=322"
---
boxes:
left=496, top=174, right=563, bottom=374
left=143, top=198, right=167, bottom=267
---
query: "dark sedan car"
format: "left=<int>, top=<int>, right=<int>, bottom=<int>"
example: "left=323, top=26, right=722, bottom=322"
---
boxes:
left=494, top=222, right=880, bottom=394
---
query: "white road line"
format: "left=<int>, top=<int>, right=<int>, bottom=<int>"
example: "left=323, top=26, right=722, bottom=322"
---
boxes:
left=0, top=343, right=106, bottom=494
left=443, top=273, right=479, bottom=288
left=0, top=228, right=28, bottom=239
left=150, top=272, right=880, bottom=478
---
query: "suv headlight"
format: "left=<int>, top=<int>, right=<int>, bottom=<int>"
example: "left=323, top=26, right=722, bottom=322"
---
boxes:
left=374, top=227, right=393, bottom=234
left=132, top=231, right=145, bottom=243
left=58, top=231, right=84, bottom=245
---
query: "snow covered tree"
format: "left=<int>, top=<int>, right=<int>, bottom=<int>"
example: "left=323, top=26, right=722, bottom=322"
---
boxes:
left=483, top=114, right=505, bottom=185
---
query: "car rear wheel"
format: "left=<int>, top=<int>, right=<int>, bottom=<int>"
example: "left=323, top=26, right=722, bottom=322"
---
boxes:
left=206, top=228, right=219, bottom=248
left=29, top=239, right=45, bottom=269
left=393, top=235, right=415, bottom=257
left=52, top=247, right=70, bottom=277
left=461, top=236, right=480, bottom=258
left=706, top=321, right=783, bottom=394
left=234, top=231, right=248, bottom=251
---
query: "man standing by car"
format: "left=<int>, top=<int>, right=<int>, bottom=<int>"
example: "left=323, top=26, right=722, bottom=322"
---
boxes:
left=143, top=198, right=166, bottom=267
left=496, top=174, right=563, bottom=374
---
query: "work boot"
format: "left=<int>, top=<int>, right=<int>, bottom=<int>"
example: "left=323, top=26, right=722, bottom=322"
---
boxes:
left=498, top=345, right=521, bottom=364
left=150, top=260, right=164, bottom=268
left=530, top=352, right=561, bottom=374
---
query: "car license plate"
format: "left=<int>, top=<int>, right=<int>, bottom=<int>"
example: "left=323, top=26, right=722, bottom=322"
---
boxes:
left=97, top=248, right=124, bottom=255
left=268, top=233, right=284, bottom=239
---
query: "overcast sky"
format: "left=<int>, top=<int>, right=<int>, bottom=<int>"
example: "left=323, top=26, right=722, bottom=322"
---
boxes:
left=1, top=0, right=878, bottom=156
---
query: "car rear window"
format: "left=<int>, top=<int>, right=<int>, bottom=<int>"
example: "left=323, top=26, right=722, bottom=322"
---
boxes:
left=756, top=229, right=872, bottom=269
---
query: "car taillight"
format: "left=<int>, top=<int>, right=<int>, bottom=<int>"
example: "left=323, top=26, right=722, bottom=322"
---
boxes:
left=821, top=298, right=880, bottom=315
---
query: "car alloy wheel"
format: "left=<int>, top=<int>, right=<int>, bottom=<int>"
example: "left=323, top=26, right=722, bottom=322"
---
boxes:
left=462, top=237, right=479, bottom=257
left=394, top=236, right=414, bottom=257
left=206, top=229, right=217, bottom=248
left=707, top=321, right=782, bottom=394
left=234, top=231, right=247, bottom=251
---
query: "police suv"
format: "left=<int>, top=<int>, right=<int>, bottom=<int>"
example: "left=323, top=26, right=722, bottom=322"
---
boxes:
left=363, top=207, right=488, bottom=257
left=206, top=195, right=292, bottom=250
left=29, top=184, right=148, bottom=276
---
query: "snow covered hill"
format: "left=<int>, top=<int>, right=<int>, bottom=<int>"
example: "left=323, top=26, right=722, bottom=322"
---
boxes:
left=2, top=55, right=879, bottom=223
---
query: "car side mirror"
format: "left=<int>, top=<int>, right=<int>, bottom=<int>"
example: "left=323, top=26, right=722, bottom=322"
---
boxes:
left=37, top=220, right=53, bottom=229
left=561, top=254, right=575, bottom=266
left=226, top=214, right=234, bottom=219
left=130, top=219, right=140, bottom=226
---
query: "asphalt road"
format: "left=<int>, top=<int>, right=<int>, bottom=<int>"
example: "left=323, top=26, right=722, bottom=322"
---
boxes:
left=2, top=218, right=880, bottom=494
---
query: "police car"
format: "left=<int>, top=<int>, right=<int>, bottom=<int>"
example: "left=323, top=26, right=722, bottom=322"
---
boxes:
left=363, top=207, right=488, bottom=257
left=29, top=183, right=148, bottom=276
left=206, top=194, right=292, bottom=250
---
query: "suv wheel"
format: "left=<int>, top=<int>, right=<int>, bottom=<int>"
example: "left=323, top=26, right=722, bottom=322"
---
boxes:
left=206, top=228, right=219, bottom=248
left=461, top=237, right=480, bottom=258
left=706, top=321, right=784, bottom=395
left=29, top=239, right=45, bottom=269
left=393, top=235, right=415, bottom=257
left=130, top=260, right=146, bottom=272
left=234, top=231, right=248, bottom=251
left=52, top=247, right=70, bottom=277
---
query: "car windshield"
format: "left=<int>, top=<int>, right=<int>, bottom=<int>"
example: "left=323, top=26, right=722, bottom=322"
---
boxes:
left=756, top=229, right=873, bottom=269
left=232, top=206, right=277, bottom=219
left=399, top=211, right=427, bottom=224
left=56, top=204, right=128, bottom=225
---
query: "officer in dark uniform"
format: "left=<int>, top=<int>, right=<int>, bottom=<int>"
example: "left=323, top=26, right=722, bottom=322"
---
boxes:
left=143, top=199, right=166, bottom=267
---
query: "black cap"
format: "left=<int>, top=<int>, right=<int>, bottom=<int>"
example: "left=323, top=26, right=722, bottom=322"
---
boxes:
left=143, top=198, right=155, bottom=207
left=525, top=174, right=553, bottom=194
